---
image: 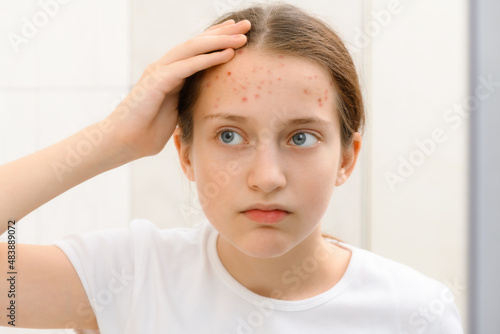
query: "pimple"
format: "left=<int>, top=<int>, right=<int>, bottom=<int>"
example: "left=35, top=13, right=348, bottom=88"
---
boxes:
left=304, top=88, right=312, bottom=95
left=242, top=97, right=248, bottom=102
left=318, top=98, right=323, bottom=107
left=314, top=75, right=318, bottom=79
left=257, top=86, right=262, bottom=90
left=237, top=49, right=244, bottom=54
left=278, top=77, right=281, bottom=81
left=213, top=104, right=219, bottom=108
left=205, top=82, right=211, bottom=88
left=279, top=63, right=284, bottom=67
left=216, top=97, right=221, bottom=102
left=227, top=71, right=232, bottom=76
left=260, top=80, right=265, bottom=85
left=254, top=94, right=260, bottom=99
left=215, top=75, right=219, bottom=80
left=233, top=87, right=238, bottom=92
left=267, top=69, right=271, bottom=74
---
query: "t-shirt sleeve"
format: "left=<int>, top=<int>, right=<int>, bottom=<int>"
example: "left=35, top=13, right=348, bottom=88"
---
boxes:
left=437, top=286, right=465, bottom=334
left=52, top=224, right=137, bottom=333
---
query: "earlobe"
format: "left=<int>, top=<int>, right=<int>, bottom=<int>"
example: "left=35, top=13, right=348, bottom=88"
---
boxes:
left=173, top=127, right=195, bottom=182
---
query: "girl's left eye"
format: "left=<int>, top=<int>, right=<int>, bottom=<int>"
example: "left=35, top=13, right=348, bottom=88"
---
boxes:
left=218, top=130, right=245, bottom=145
left=290, top=132, right=318, bottom=147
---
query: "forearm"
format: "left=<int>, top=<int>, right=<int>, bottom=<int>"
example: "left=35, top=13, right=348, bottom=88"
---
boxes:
left=0, top=119, right=132, bottom=235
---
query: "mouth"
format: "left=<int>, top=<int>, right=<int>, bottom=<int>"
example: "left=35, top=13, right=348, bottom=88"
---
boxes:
left=242, top=209, right=290, bottom=224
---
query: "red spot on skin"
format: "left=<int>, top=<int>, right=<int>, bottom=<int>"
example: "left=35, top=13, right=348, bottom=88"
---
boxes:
left=260, top=80, right=265, bottom=85
left=308, top=76, right=313, bottom=80
left=257, top=86, right=262, bottom=90
left=214, top=104, right=219, bottom=108
left=278, top=77, right=282, bottom=81
left=237, top=49, right=243, bottom=54
left=205, top=82, right=211, bottom=88
left=239, top=84, right=247, bottom=90
left=268, top=90, right=272, bottom=94
left=280, top=63, right=284, bottom=67
left=267, top=69, right=271, bottom=74
left=278, top=55, right=284, bottom=59
left=255, top=94, right=260, bottom=99
left=304, top=88, right=311, bottom=95
left=242, top=97, right=248, bottom=102
left=318, top=98, right=323, bottom=107
left=216, top=97, right=221, bottom=102
left=227, top=72, right=232, bottom=76
left=215, top=75, right=219, bottom=80
left=233, top=87, right=238, bottom=92
left=314, top=75, right=318, bottom=79
left=324, top=89, right=329, bottom=101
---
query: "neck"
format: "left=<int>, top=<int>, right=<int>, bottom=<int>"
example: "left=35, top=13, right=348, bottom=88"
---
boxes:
left=216, top=226, right=349, bottom=300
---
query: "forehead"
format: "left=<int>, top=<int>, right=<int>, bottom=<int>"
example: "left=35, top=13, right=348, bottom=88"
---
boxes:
left=196, top=48, right=338, bottom=125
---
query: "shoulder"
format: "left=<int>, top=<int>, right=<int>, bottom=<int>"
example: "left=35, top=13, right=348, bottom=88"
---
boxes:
left=127, top=218, right=213, bottom=261
left=340, top=242, right=457, bottom=311
left=337, top=243, right=463, bottom=332
left=345, top=243, right=442, bottom=286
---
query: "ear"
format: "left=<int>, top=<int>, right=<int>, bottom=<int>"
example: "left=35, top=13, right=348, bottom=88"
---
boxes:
left=173, top=127, right=195, bottom=182
left=335, top=132, right=362, bottom=187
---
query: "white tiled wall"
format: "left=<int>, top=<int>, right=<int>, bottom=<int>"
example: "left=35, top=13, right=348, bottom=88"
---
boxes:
left=0, top=1, right=131, bottom=333
left=369, top=0, right=469, bottom=328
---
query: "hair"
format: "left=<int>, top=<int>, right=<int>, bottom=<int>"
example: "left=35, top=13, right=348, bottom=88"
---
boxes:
left=177, top=2, right=366, bottom=243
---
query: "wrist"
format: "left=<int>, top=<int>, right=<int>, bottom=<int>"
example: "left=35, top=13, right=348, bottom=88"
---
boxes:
left=76, top=120, right=136, bottom=172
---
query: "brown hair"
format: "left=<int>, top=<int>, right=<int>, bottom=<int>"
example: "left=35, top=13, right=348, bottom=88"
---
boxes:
left=177, top=2, right=366, bottom=243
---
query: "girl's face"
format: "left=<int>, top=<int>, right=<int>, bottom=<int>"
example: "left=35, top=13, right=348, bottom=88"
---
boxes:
left=175, top=48, right=360, bottom=258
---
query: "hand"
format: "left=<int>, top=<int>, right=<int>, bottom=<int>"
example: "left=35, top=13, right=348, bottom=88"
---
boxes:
left=106, top=19, right=251, bottom=160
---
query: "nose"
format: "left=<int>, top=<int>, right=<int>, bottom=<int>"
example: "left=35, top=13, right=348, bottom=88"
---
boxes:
left=246, top=143, right=287, bottom=193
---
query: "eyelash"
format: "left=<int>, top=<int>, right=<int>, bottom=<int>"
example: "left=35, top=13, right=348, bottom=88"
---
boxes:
left=214, top=128, right=321, bottom=148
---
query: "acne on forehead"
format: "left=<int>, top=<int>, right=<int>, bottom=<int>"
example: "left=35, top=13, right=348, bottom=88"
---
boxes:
left=202, top=51, right=335, bottom=108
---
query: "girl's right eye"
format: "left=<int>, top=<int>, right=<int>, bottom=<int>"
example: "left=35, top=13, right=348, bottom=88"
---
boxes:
left=218, top=130, right=245, bottom=145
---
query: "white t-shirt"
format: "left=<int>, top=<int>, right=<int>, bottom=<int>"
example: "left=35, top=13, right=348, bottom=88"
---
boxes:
left=53, top=218, right=464, bottom=334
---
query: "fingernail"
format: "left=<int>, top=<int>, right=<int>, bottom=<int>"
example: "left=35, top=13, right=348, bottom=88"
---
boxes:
left=236, top=20, right=249, bottom=26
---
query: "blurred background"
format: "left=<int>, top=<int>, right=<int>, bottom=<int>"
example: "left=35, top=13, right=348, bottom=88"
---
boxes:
left=0, top=0, right=475, bottom=333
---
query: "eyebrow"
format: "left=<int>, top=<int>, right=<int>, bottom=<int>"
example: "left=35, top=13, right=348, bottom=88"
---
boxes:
left=203, top=112, right=332, bottom=126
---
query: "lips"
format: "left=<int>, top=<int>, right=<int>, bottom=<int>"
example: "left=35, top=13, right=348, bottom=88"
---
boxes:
left=242, top=209, right=290, bottom=224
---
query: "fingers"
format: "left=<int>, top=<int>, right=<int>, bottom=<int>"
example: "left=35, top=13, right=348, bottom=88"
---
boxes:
left=145, top=48, right=236, bottom=95
left=168, top=48, right=236, bottom=79
left=204, top=19, right=235, bottom=32
left=158, top=20, right=251, bottom=66
left=201, top=19, right=251, bottom=36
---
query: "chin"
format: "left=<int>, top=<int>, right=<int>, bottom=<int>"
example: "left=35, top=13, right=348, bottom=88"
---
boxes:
left=236, top=229, right=294, bottom=258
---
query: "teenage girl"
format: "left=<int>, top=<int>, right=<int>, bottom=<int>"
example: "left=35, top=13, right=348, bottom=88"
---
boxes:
left=0, top=3, right=463, bottom=333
